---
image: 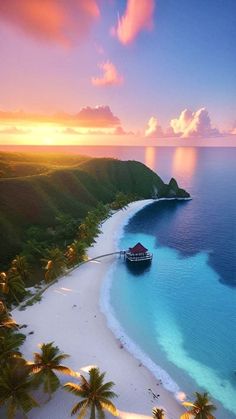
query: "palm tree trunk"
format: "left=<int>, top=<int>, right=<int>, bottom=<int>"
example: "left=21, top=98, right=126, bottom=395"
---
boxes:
left=90, top=403, right=96, bottom=419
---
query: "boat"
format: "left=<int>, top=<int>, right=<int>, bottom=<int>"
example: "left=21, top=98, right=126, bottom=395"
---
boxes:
left=125, top=242, right=153, bottom=264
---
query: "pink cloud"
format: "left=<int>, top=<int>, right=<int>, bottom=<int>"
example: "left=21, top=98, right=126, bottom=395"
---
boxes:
left=0, top=106, right=120, bottom=128
left=145, top=116, right=163, bottom=138
left=114, top=0, right=155, bottom=45
left=60, top=125, right=133, bottom=136
left=0, top=0, right=100, bottom=46
left=170, top=108, right=220, bottom=138
left=75, top=106, right=120, bottom=127
left=113, top=126, right=134, bottom=136
left=91, top=61, right=123, bottom=87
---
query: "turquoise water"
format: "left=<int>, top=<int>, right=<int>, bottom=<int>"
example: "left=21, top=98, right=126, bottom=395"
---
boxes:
left=103, top=147, right=236, bottom=418
left=109, top=230, right=236, bottom=418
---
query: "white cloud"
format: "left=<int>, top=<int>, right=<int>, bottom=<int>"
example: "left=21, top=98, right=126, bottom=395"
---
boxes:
left=145, top=116, right=163, bottom=137
left=170, top=108, right=220, bottom=138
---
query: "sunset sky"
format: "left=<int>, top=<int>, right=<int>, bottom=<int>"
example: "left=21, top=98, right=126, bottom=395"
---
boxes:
left=0, top=0, right=235, bottom=146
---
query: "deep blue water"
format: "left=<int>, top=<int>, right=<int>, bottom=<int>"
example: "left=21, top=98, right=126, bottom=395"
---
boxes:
left=106, top=147, right=236, bottom=418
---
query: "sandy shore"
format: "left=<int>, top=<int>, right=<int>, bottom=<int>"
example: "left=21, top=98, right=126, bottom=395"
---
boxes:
left=14, top=200, right=184, bottom=419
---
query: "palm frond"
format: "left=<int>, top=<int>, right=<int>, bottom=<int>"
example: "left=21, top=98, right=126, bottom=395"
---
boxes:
left=71, top=399, right=88, bottom=416
left=100, top=399, right=119, bottom=416
left=54, top=353, right=70, bottom=363
left=53, top=365, right=75, bottom=375
left=17, top=391, right=39, bottom=412
left=180, top=414, right=191, bottom=419
left=42, top=369, right=60, bottom=394
left=182, top=402, right=196, bottom=408
left=97, top=408, right=105, bottom=419
left=64, top=382, right=83, bottom=396
left=99, top=381, right=116, bottom=393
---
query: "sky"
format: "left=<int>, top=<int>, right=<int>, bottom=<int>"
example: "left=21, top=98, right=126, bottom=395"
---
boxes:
left=0, top=0, right=235, bottom=146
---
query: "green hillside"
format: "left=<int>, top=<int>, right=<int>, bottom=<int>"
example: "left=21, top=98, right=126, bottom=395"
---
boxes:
left=0, top=152, right=189, bottom=268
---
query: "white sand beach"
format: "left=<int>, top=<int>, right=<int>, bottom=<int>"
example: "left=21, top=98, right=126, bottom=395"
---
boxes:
left=14, top=200, right=184, bottom=419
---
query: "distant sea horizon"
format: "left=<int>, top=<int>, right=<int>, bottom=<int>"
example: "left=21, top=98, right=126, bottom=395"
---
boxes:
left=0, top=137, right=236, bottom=154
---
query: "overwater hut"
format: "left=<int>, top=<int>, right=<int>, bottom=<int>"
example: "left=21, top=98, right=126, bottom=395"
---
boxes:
left=125, top=242, right=153, bottom=263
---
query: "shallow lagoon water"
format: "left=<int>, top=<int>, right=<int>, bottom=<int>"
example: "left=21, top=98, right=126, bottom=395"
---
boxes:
left=109, top=230, right=236, bottom=418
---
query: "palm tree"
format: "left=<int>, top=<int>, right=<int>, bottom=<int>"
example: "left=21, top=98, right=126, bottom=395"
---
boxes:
left=93, top=203, right=110, bottom=222
left=110, top=192, right=130, bottom=210
left=77, top=211, right=101, bottom=246
left=65, top=240, right=86, bottom=268
left=181, top=392, right=216, bottom=419
left=64, top=367, right=118, bottom=418
left=0, top=271, right=26, bottom=305
left=29, top=342, right=74, bottom=396
left=42, top=248, right=67, bottom=282
left=152, top=407, right=165, bottom=418
left=10, top=255, right=30, bottom=284
left=0, top=357, right=38, bottom=418
left=0, top=329, right=26, bottom=365
left=0, top=300, right=17, bottom=332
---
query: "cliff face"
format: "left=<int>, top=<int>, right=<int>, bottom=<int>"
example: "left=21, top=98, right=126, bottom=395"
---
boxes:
left=0, top=155, right=189, bottom=264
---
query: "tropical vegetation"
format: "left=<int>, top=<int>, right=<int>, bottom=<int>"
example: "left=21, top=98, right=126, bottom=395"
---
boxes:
left=0, top=270, right=27, bottom=305
left=42, top=248, right=67, bottom=283
left=65, top=240, right=87, bottom=268
left=181, top=392, right=216, bottom=419
left=0, top=357, right=39, bottom=418
left=64, top=367, right=118, bottom=418
left=29, top=342, right=74, bottom=396
left=152, top=407, right=165, bottom=418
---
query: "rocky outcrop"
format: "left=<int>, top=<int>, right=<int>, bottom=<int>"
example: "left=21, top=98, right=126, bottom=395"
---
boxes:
left=166, top=178, right=190, bottom=198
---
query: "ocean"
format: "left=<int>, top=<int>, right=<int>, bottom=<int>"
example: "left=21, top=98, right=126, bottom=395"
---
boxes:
left=101, top=147, right=235, bottom=418
left=3, top=145, right=236, bottom=417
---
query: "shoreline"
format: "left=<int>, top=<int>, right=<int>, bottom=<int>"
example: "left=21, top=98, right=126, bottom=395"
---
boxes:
left=14, top=199, right=185, bottom=419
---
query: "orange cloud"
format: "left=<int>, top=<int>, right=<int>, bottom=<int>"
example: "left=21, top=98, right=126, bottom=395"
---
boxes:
left=91, top=61, right=123, bottom=87
left=59, top=125, right=133, bottom=136
left=0, top=0, right=100, bottom=46
left=0, top=126, right=31, bottom=134
left=0, top=106, right=120, bottom=128
left=114, top=0, right=155, bottom=45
